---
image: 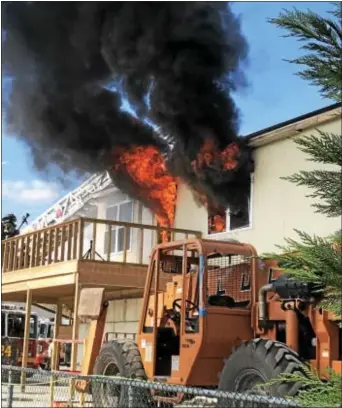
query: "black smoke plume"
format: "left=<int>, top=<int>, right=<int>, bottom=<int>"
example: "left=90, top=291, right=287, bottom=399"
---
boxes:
left=2, top=2, right=252, bottom=217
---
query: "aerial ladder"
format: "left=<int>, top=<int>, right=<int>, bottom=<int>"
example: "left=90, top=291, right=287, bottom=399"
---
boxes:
left=22, top=171, right=113, bottom=233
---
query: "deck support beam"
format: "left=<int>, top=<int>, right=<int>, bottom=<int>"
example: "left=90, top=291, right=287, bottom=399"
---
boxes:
left=50, top=302, right=62, bottom=404
left=69, top=275, right=81, bottom=398
left=20, top=288, right=32, bottom=392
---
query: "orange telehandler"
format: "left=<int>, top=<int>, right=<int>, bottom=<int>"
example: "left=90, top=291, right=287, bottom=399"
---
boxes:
left=77, top=238, right=341, bottom=406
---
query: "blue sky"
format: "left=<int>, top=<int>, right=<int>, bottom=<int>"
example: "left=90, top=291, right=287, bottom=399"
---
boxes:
left=1, top=2, right=333, bottom=221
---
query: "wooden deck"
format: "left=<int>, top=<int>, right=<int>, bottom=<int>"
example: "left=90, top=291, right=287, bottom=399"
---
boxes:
left=1, top=217, right=201, bottom=385
left=1, top=216, right=201, bottom=304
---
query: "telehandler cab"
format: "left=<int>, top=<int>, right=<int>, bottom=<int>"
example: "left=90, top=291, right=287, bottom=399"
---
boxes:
left=77, top=238, right=341, bottom=406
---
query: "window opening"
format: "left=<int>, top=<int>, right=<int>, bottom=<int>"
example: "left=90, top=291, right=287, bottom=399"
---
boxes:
left=7, top=314, right=37, bottom=339
left=1, top=312, right=6, bottom=336
left=208, top=177, right=252, bottom=234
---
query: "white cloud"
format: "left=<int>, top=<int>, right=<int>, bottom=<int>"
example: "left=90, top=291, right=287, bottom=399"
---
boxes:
left=2, top=161, right=9, bottom=165
left=2, top=180, right=60, bottom=203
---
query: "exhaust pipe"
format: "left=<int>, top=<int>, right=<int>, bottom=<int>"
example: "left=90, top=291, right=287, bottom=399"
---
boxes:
left=258, top=283, right=274, bottom=328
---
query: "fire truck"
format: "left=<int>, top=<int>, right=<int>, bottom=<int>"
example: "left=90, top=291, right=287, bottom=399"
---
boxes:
left=36, top=317, right=54, bottom=369
left=37, top=317, right=72, bottom=369
left=1, top=304, right=52, bottom=372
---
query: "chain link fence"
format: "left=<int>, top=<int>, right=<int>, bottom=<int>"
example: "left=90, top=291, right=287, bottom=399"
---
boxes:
left=2, top=365, right=297, bottom=408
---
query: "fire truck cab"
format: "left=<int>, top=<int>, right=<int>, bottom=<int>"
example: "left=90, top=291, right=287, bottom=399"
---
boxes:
left=1, top=304, right=54, bottom=370
left=1, top=304, right=39, bottom=368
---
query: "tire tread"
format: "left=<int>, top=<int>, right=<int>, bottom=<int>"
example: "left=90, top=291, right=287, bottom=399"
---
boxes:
left=219, top=338, right=307, bottom=398
left=92, top=340, right=149, bottom=407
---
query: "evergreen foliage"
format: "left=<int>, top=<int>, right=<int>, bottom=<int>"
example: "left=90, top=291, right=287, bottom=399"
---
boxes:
left=268, top=1, right=342, bottom=316
left=269, top=3, right=342, bottom=101
left=260, top=366, right=342, bottom=407
left=267, top=4, right=342, bottom=405
left=266, top=230, right=342, bottom=316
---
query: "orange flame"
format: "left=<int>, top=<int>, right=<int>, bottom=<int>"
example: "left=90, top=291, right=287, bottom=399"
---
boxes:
left=192, top=139, right=240, bottom=233
left=207, top=209, right=227, bottom=234
left=212, top=214, right=225, bottom=232
left=113, top=145, right=177, bottom=243
left=113, top=140, right=240, bottom=240
left=191, top=140, right=240, bottom=174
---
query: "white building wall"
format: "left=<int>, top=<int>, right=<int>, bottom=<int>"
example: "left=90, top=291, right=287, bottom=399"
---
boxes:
left=174, top=117, right=341, bottom=254
left=76, top=298, right=143, bottom=369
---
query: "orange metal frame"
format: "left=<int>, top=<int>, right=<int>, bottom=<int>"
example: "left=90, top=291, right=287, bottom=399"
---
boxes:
left=137, top=239, right=259, bottom=386
left=78, top=238, right=340, bottom=389
left=137, top=238, right=340, bottom=386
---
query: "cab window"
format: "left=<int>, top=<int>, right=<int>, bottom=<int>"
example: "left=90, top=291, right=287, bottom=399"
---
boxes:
left=1, top=312, right=6, bottom=337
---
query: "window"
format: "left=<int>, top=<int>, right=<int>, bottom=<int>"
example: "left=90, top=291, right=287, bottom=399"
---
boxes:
left=7, top=314, right=37, bottom=339
left=48, top=324, right=54, bottom=339
left=208, top=177, right=252, bottom=234
left=1, top=312, right=6, bottom=336
left=30, top=316, right=37, bottom=338
left=104, top=201, right=133, bottom=254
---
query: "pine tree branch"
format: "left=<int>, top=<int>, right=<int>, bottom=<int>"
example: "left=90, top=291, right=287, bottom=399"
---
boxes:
left=282, top=169, right=342, bottom=217
left=262, top=368, right=342, bottom=407
left=269, top=4, right=342, bottom=102
left=293, top=131, right=342, bottom=166
left=269, top=8, right=342, bottom=46
left=267, top=5, right=342, bottom=403
left=264, top=230, right=342, bottom=316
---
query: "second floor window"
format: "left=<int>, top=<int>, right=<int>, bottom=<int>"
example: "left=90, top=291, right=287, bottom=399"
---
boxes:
left=104, top=201, right=133, bottom=254
left=208, top=177, right=253, bottom=235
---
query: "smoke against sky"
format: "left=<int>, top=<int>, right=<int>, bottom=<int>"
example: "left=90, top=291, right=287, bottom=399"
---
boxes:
left=2, top=2, right=252, bottom=222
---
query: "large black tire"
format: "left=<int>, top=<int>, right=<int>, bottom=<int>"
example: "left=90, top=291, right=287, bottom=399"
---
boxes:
left=91, top=340, right=151, bottom=408
left=218, top=339, right=306, bottom=402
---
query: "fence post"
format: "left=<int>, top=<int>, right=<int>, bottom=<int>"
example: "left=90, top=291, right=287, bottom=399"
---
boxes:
left=128, top=384, right=134, bottom=408
left=7, top=368, right=14, bottom=408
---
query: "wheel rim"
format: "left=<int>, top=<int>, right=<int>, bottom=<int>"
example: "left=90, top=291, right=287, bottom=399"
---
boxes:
left=100, top=361, right=122, bottom=407
left=234, top=369, right=269, bottom=396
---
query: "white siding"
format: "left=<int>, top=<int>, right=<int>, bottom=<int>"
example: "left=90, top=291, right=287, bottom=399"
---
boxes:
left=174, top=117, right=341, bottom=254
left=76, top=298, right=143, bottom=369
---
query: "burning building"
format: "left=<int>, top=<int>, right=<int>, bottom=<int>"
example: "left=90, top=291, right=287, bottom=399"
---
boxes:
left=2, top=2, right=253, bottom=234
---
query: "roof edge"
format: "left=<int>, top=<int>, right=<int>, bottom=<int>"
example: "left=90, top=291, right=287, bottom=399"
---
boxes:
left=247, top=103, right=341, bottom=148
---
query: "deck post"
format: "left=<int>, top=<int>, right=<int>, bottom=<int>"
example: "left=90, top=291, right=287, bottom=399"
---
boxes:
left=69, top=275, right=80, bottom=399
left=20, top=288, right=32, bottom=393
left=50, top=302, right=62, bottom=404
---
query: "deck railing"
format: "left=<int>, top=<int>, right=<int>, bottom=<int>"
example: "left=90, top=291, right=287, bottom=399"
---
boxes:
left=1, top=217, right=201, bottom=272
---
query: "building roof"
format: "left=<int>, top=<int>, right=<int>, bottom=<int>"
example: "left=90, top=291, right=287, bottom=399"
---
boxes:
left=247, top=102, right=341, bottom=147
